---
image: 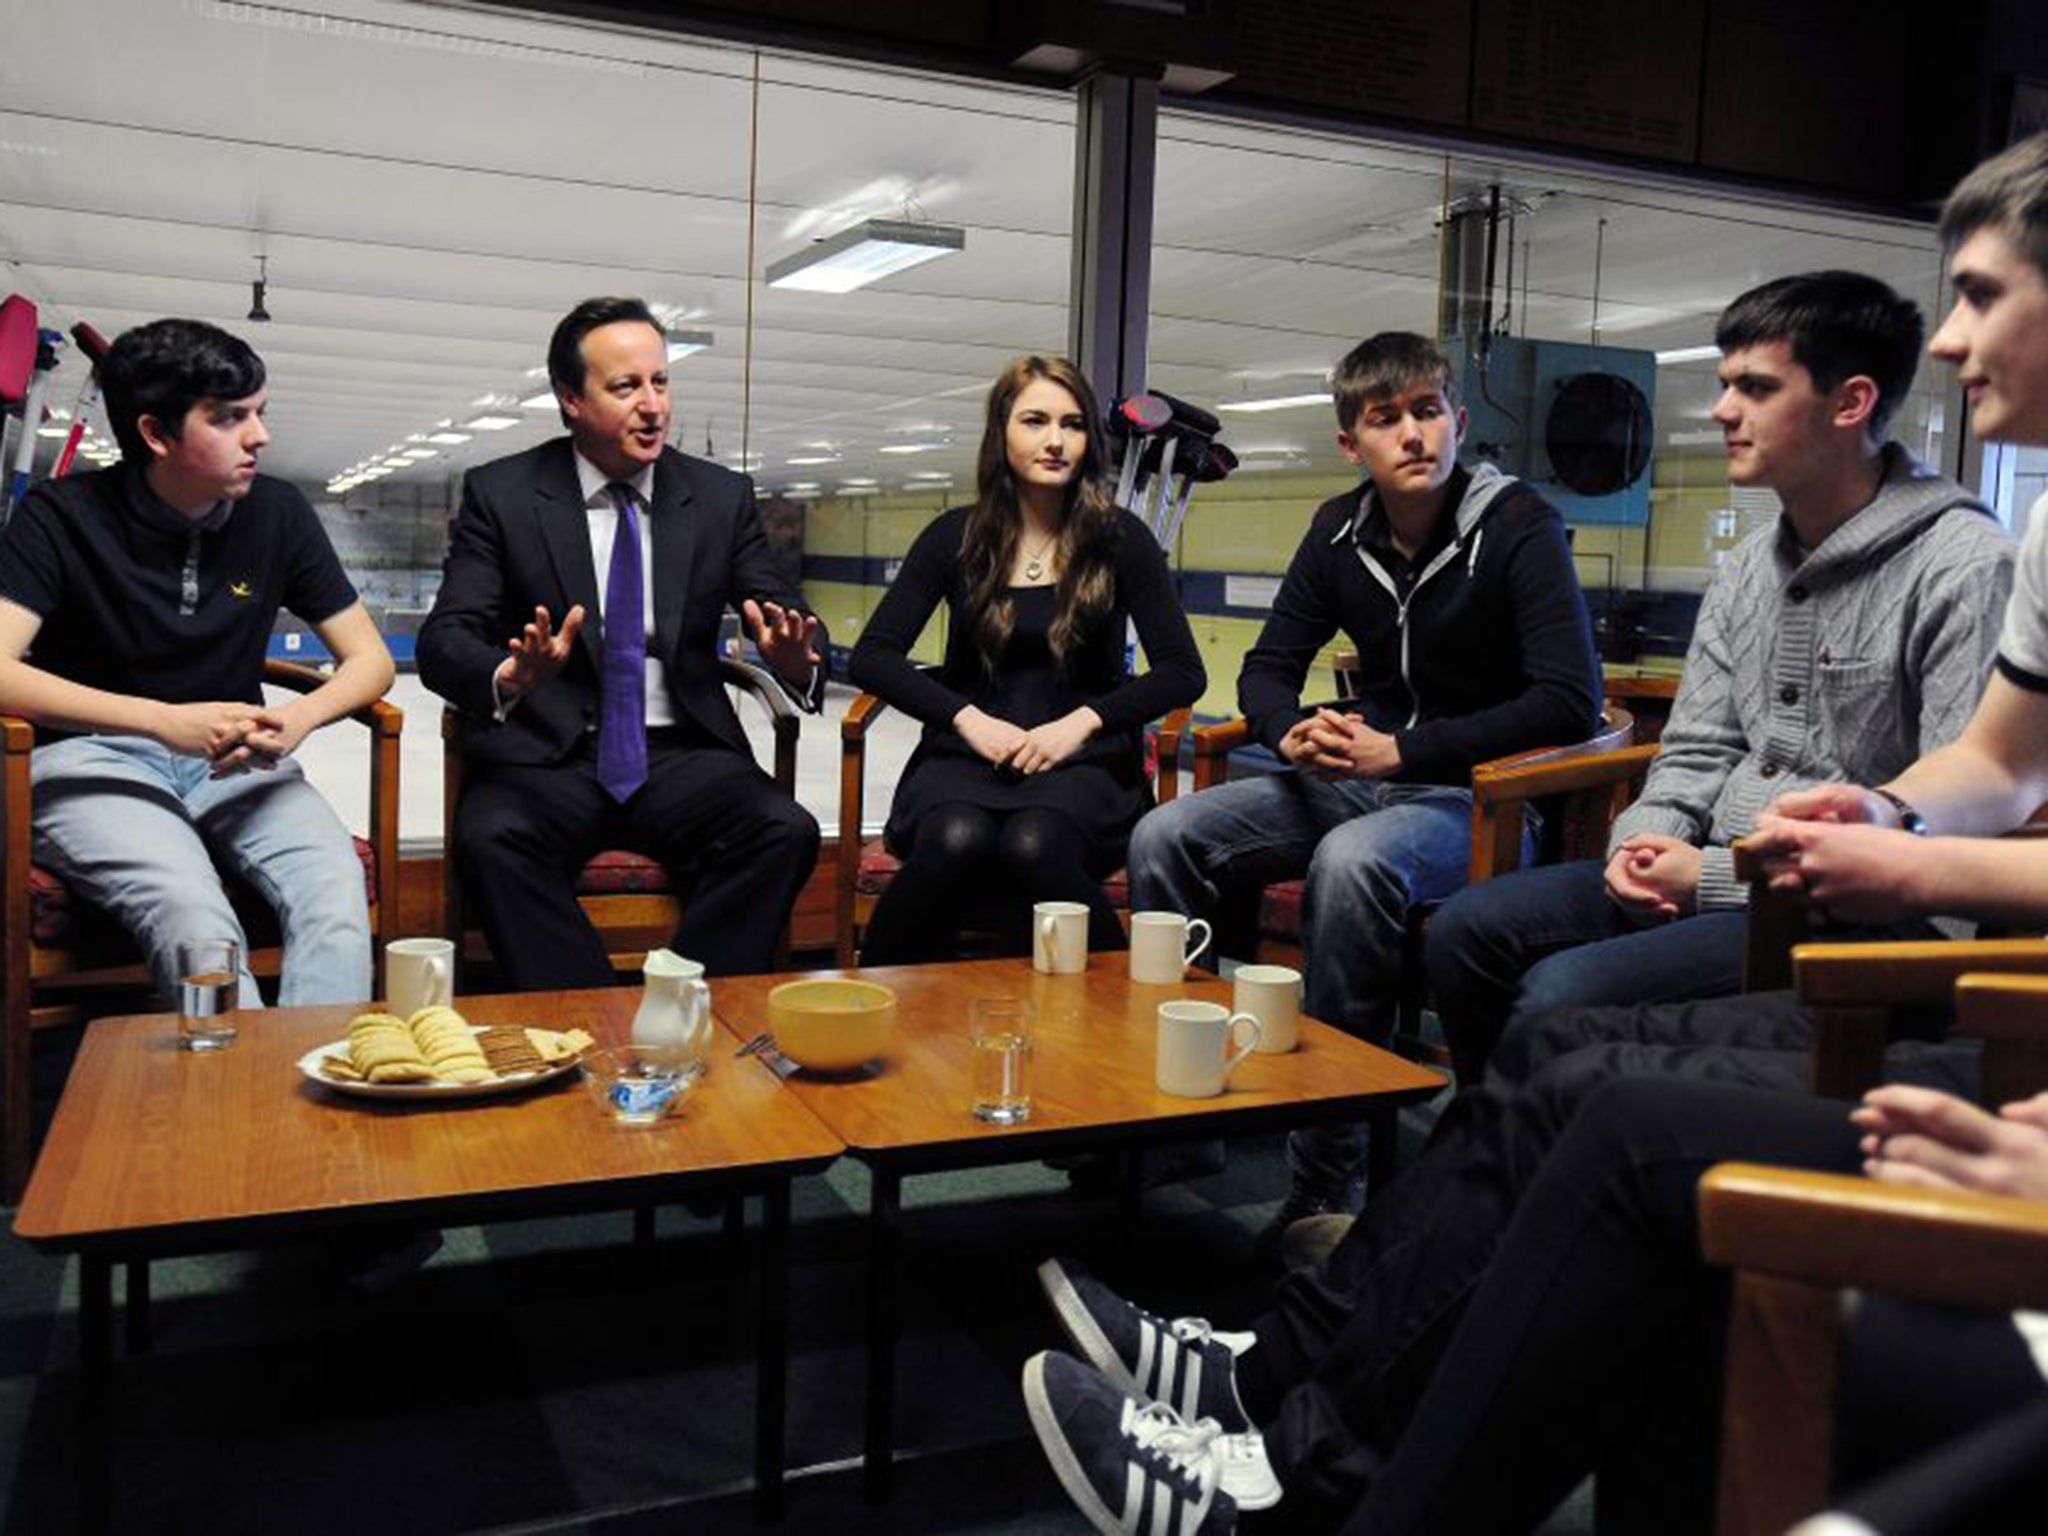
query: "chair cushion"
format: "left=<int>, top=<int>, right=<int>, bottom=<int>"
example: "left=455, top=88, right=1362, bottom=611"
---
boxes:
left=572, top=849, right=675, bottom=895
left=1257, top=879, right=1306, bottom=941
left=856, top=837, right=1134, bottom=910
left=31, top=835, right=380, bottom=947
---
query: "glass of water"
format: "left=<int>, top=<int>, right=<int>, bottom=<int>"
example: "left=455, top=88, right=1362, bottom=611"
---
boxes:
left=969, top=997, right=1033, bottom=1125
left=176, top=938, right=241, bottom=1051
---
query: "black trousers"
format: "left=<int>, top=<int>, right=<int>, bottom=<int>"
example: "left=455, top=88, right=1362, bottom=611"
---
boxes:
left=454, top=733, right=819, bottom=990
left=1240, top=991, right=1978, bottom=1529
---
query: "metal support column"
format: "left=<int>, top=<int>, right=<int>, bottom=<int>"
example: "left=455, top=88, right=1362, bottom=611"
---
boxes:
left=1069, top=68, right=1159, bottom=409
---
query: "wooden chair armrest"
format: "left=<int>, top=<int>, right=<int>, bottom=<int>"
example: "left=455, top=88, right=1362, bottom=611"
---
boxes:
left=1792, top=938, right=2048, bottom=1006
left=841, top=689, right=891, bottom=741
left=1, top=715, right=30, bottom=755
left=1469, top=741, right=1659, bottom=807
left=1191, top=718, right=1253, bottom=792
left=262, top=657, right=403, bottom=736
left=1154, top=708, right=1190, bottom=802
left=719, top=655, right=799, bottom=793
left=1700, top=1162, right=2048, bottom=1310
left=718, top=655, right=798, bottom=723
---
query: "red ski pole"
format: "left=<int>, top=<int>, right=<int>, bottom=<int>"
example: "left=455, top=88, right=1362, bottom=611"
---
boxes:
left=51, top=322, right=111, bottom=478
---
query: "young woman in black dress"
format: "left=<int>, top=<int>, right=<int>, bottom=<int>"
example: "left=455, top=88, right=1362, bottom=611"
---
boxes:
left=848, top=355, right=1205, bottom=964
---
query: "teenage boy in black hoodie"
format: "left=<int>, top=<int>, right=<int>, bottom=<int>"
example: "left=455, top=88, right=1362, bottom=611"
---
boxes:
left=1126, top=330, right=1601, bottom=1244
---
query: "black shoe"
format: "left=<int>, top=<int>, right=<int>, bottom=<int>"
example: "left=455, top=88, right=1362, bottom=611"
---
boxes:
left=1251, top=1173, right=1362, bottom=1275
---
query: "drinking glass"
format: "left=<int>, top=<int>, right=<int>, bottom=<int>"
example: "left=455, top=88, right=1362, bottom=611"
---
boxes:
left=969, top=997, right=1034, bottom=1125
left=177, top=938, right=241, bottom=1051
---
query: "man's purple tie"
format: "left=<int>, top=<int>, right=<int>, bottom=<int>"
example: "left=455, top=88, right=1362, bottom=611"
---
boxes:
left=597, top=482, right=648, bottom=801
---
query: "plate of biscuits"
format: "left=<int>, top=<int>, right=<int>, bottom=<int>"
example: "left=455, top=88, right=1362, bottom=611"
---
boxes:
left=298, top=1006, right=597, bottom=1100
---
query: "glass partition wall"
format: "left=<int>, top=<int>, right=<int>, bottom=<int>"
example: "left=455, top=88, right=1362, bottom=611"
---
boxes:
left=1, top=0, right=1970, bottom=843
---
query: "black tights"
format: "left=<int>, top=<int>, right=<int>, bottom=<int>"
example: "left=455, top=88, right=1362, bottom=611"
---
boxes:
left=860, top=802, right=1126, bottom=965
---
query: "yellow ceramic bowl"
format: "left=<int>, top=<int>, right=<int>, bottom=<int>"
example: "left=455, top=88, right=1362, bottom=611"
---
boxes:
left=767, top=979, right=897, bottom=1072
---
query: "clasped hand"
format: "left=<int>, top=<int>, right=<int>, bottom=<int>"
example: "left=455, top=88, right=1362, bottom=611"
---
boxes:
left=159, top=699, right=310, bottom=776
left=1855, top=1084, right=2048, bottom=1201
left=1603, top=834, right=1701, bottom=924
left=954, top=705, right=1101, bottom=775
left=1745, top=783, right=1923, bottom=925
left=1280, top=708, right=1401, bottom=780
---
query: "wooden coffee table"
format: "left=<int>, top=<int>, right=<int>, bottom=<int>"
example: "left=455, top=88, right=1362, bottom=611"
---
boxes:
left=708, top=955, right=1449, bottom=1496
left=12, top=989, right=843, bottom=1531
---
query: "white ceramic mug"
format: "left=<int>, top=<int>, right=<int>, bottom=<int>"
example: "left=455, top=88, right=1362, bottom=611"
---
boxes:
left=1127, top=911, right=1213, bottom=985
left=386, top=937, right=455, bottom=1019
left=1033, top=901, right=1090, bottom=975
left=1155, top=999, right=1262, bottom=1098
left=1233, top=963, right=1302, bottom=1053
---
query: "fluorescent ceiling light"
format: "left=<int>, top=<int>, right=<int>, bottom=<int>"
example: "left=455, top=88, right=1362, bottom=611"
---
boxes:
left=427, top=431, right=471, bottom=445
left=35, top=426, right=66, bottom=438
left=879, top=442, right=946, bottom=455
left=520, top=393, right=555, bottom=410
left=1655, top=345, right=1722, bottom=365
left=907, top=471, right=954, bottom=480
left=767, top=218, right=966, bottom=294
left=779, top=486, right=821, bottom=499
left=666, top=329, right=714, bottom=359
left=837, top=478, right=880, bottom=489
left=1220, top=393, right=1333, bottom=414
left=464, top=415, right=521, bottom=431
left=400, top=448, right=438, bottom=459
left=783, top=481, right=820, bottom=492
left=786, top=454, right=840, bottom=466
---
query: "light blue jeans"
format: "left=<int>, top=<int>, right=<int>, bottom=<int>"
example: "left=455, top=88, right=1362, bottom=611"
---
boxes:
left=1127, top=768, right=1524, bottom=1193
left=31, top=735, right=372, bottom=1009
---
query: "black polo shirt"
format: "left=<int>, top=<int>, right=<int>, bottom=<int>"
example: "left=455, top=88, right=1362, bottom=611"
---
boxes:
left=0, top=467, right=357, bottom=721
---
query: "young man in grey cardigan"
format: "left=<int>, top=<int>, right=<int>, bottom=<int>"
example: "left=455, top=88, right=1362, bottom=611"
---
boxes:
left=1424, top=270, right=2014, bottom=1082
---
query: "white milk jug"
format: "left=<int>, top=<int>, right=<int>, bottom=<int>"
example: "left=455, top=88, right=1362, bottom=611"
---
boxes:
left=631, top=949, right=712, bottom=1064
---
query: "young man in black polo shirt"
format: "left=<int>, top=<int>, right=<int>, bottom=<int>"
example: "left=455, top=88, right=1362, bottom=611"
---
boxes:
left=0, top=317, right=393, bottom=1008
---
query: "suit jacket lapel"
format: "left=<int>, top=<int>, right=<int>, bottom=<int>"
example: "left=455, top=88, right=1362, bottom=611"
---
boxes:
left=649, top=450, right=698, bottom=663
left=535, top=442, right=604, bottom=674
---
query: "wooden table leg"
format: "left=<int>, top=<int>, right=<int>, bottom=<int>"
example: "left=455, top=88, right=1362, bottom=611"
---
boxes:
left=862, top=1165, right=902, bottom=1502
left=123, top=1260, right=150, bottom=1355
left=79, top=1254, right=113, bottom=1535
left=754, top=1181, right=790, bottom=1522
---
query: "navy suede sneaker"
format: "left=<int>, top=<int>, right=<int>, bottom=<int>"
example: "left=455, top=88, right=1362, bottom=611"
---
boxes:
left=1023, top=1351, right=1241, bottom=1535
left=1037, top=1258, right=1256, bottom=1433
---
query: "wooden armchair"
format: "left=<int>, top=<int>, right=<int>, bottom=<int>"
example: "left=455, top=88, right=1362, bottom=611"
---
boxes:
left=441, top=654, right=800, bottom=980
left=1187, top=707, right=1650, bottom=1064
left=1701, top=967, right=2048, bottom=1536
left=833, top=699, right=1191, bottom=966
left=0, top=658, right=402, bottom=1201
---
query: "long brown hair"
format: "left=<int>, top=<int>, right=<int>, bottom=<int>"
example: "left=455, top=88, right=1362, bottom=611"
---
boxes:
left=959, top=355, right=1119, bottom=674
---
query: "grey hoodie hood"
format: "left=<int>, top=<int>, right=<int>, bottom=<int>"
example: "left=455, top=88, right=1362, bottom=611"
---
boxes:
left=1333, top=460, right=1526, bottom=548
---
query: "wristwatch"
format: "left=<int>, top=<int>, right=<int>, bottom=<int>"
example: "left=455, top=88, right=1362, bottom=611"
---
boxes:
left=1871, top=787, right=1928, bottom=836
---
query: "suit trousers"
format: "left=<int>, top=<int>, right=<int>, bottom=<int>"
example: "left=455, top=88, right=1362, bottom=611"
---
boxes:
left=454, top=731, right=819, bottom=989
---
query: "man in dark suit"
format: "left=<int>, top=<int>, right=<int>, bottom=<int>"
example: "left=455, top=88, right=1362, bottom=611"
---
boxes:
left=419, top=296, right=825, bottom=988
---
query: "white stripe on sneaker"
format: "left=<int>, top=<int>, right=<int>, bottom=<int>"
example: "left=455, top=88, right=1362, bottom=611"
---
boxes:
left=1154, top=1331, right=1178, bottom=1404
left=1151, top=1479, right=1173, bottom=1536
left=1134, top=1317, right=1158, bottom=1396
left=1180, top=1352, right=1202, bottom=1422
left=1123, top=1463, right=1145, bottom=1532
